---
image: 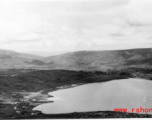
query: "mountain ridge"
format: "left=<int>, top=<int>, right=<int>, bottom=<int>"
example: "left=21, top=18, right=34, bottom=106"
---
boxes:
left=0, top=48, right=152, bottom=70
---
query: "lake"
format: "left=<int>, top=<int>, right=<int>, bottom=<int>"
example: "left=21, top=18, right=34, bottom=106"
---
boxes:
left=33, top=78, right=152, bottom=114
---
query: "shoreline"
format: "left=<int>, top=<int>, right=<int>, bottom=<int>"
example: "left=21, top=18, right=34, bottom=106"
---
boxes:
left=0, top=75, right=128, bottom=118
left=1, top=69, right=152, bottom=118
left=15, top=110, right=152, bottom=119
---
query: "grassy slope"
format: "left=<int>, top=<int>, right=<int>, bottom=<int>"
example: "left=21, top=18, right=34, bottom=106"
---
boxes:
left=0, top=70, right=128, bottom=97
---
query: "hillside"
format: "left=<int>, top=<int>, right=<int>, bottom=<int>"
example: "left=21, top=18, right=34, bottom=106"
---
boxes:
left=0, top=48, right=152, bottom=70
left=43, top=48, right=152, bottom=70
left=0, top=47, right=152, bottom=118
left=0, top=49, right=43, bottom=69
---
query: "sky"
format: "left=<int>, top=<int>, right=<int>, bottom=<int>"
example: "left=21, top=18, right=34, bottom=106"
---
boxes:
left=0, top=0, right=152, bottom=56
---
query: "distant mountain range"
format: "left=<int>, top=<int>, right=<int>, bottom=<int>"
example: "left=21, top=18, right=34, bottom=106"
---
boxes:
left=0, top=48, right=152, bottom=70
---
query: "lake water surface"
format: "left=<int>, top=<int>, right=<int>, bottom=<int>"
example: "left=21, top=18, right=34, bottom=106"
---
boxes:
left=33, top=78, right=152, bottom=114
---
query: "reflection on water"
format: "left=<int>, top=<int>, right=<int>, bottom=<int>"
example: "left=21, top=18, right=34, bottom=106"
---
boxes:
left=33, top=78, right=152, bottom=114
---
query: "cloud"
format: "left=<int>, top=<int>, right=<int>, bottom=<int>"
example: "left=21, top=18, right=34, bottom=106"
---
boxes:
left=0, top=0, right=152, bottom=55
left=125, top=0, right=152, bottom=25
